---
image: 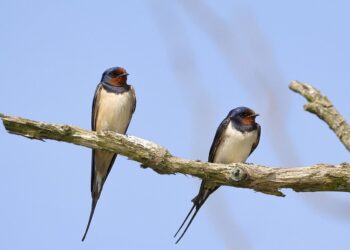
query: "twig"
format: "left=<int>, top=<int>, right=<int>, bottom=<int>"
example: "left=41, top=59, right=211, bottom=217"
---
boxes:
left=289, top=80, right=350, bottom=152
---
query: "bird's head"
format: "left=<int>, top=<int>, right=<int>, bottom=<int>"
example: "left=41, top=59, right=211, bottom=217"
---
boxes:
left=229, top=107, right=259, bottom=127
left=101, top=67, right=129, bottom=86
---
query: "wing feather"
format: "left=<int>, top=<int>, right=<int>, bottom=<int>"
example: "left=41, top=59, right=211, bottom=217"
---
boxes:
left=249, top=123, right=261, bottom=156
left=90, top=83, right=103, bottom=192
left=208, top=116, right=230, bottom=163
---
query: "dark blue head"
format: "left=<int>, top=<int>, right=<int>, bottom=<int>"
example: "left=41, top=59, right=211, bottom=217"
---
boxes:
left=228, top=107, right=259, bottom=132
left=101, top=67, right=129, bottom=86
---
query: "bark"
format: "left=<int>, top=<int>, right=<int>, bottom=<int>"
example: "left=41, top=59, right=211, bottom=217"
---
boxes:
left=1, top=107, right=349, bottom=197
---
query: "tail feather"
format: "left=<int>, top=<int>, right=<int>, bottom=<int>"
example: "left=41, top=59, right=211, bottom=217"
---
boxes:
left=82, top=181, right=103, bottom=242
left=174, top=204, right=201, bottom=244
left=174, top=204, right=196, bottom=238
left=174, top=194, right=211, bottom=244
left=174, top=182, right=220, bottom=244
left=81, top=198, right=98, bottom=241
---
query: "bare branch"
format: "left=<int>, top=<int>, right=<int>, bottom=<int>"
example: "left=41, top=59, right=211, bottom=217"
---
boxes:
left=289, top=80, right=350, bottom=151
left=1, top=113, right=349, bottom=197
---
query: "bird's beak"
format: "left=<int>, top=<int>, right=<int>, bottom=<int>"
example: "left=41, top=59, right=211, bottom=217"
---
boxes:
left=119, top=73, right=129, bottom=77
left=250, top=113, right=259, bottom=118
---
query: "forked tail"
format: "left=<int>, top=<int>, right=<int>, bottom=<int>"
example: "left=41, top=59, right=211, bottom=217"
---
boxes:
left=173, top=195, right=210, bottom=244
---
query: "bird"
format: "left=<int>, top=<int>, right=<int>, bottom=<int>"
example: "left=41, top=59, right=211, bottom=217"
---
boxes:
left=81, top=67, right=136, bottom=241
left=174, top=107, right=260, bottom=244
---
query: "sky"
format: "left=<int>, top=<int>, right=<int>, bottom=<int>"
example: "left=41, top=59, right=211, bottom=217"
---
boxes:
left=1, top=1, right=350, bottom=250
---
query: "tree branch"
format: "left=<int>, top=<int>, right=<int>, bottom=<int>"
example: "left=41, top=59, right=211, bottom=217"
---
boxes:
left=289, top=80, right=350, bottom=151
left=1, top=113, right=349, bottom=197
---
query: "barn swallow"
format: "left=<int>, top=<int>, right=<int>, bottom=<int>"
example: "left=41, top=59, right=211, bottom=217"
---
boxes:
left=82, top=67, right=136, bottom=241
left=174, top=107, right=260, bottom=244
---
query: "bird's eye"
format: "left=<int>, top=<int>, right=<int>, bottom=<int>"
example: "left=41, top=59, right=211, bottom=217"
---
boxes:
left=109, top=71, right=119, bottom=78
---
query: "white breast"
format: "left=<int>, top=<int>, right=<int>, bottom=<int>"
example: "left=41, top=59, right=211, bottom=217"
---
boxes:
left=95, top=87, right=135, bottom=134
left=213, top=122, right=258, bottom=164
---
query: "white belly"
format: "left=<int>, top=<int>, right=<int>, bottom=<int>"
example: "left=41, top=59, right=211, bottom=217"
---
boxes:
left=213, top=123, right=258, bottom=164
left=95, top=88, right=135, bottom=134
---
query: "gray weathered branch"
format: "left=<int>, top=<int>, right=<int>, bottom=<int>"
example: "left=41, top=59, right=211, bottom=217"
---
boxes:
left=289, top=80, right=350, bottom=151
left=1, top=113, right=349, bottom=197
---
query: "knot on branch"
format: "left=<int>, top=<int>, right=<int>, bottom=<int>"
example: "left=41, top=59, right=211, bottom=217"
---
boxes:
left=230, top=166, right=247, bottom=182
left=61, top=125, right=73, bottom=135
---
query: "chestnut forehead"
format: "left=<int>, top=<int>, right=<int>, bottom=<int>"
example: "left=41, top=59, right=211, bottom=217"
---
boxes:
left=242, top=109, right=254, bottom=115
left=114, top=67, right=127, bottom=75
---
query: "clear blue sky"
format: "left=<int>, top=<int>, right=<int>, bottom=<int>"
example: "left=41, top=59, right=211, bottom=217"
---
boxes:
left=1, top=1, right=350, bottom=250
